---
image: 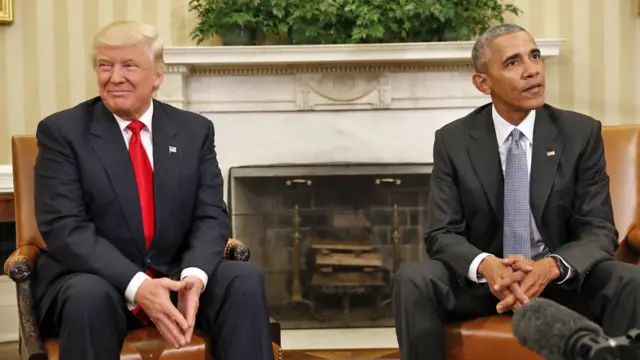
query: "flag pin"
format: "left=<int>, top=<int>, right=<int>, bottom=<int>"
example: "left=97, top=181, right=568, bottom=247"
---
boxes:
left=547, top=150, right=555, bottom=156
left=169, top=146, right=177, bottom=153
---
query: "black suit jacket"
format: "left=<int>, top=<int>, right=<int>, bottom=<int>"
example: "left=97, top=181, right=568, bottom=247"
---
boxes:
left=425, top=103, right=618, bottom=290
left=33, top=96, right=229, bottom=315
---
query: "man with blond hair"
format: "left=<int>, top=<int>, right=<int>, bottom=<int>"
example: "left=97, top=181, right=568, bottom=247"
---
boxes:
left=32, top=20, right=274, bottom=360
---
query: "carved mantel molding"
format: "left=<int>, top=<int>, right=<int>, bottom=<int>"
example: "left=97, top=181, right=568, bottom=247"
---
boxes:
left=163, top=39, right=567, bottom=70
left=156, top=39, right=566, bottom=112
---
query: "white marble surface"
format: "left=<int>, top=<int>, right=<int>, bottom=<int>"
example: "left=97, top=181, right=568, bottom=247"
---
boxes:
left=281, top=327, right=398, bottom=350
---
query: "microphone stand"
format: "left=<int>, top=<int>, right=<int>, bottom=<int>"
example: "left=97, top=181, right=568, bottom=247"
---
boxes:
left=589, top=329, right=640, bottom=360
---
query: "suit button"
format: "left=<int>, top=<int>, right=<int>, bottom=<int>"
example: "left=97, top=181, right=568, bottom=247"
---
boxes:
left=145, top=257, right=151, bottom=264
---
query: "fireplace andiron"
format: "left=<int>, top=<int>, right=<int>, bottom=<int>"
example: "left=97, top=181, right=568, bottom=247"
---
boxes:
left=375, top=177, right=402, bottom=319
left=281, top=178, right=322, bottom=320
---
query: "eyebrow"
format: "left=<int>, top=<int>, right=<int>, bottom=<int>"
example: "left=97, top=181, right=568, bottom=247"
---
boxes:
left=502, top=48, right=541, bottom=65
left=96, top=58, right=140, bottom=67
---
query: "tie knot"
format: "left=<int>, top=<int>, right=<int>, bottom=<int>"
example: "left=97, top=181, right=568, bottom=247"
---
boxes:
left=126, top=120, right=145, bottom=134
left=510, top=128, right=523, bottom=142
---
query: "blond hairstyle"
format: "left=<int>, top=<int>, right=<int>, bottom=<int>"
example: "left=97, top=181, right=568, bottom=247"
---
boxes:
left=91, top=20, right=165, bottom=70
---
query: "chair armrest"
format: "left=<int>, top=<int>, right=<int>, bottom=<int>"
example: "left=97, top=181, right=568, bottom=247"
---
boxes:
left=224, top=239, right=251, bottom=262
left=4, top=245, right=39, bottom=283
left=615, top=225, right=640, bottom=265
left=626, top=227, right=640, bottom=255
left=3, top=245, right=47, bottom=360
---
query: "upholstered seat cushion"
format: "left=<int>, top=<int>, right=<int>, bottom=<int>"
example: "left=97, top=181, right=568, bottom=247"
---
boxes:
left=44, top=327, right=206, bottom=360
left=44, top=324, right=282, bottom=360
left=445, top=315, right=542, bottom=360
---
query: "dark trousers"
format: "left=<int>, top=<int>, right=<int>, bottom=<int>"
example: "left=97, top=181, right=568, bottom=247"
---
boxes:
left=38, top=261, right=275, bottom=360
left=392, top=258, right=640, bottom=360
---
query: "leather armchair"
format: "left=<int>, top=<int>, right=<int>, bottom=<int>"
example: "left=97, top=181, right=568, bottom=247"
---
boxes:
left=3, top=135, right=282, bottom=360
left=444, top=125, right=640, bottom=360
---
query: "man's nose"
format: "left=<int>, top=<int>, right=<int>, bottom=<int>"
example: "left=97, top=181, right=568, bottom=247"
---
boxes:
left=109, top=65, right=125, bottom=83
left=523, top=60, right=540, bottom=78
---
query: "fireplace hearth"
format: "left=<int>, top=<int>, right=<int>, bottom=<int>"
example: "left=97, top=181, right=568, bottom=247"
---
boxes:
left=228, top=164, right=430, bottom=329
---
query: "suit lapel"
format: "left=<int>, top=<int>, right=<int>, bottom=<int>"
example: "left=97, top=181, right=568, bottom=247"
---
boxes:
left=89, top=102, right=145, bottom=254
left=530, top=106, right=563, bottom=226
left=150, top=101, right=181, bottom=249
left=467, top=106, right=504, bottom=220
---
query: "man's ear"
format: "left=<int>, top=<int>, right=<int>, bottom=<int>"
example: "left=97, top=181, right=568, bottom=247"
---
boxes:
left=472, top=73, right=491, bottom=96
left=153, top=68, right=165, bottom=91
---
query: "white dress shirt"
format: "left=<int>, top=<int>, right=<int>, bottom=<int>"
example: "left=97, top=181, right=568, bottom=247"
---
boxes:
left=112, top=102, right=209, bottom=309
left=466, top=106, right=575, bottom=284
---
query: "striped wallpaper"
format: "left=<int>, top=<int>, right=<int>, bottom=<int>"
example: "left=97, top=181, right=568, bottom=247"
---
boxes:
left=0, top=0, right=639, bottom=164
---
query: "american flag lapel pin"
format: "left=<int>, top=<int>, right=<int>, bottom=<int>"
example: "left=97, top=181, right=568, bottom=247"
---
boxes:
left=547, top=150, right=555, bottom=156
left=169, top=146, right=177, bottom=154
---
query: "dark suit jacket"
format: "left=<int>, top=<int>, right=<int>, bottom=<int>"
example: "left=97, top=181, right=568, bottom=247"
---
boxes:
left=33, top=96, right=229, bottom=316
left=425, top=103, right=618, bottom=290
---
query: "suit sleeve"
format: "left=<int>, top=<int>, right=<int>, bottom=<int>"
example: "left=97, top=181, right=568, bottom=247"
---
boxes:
left=425, top=129, right=485, bottom=280
left=180, top=120, right=230, bottom=277
left=553, top=120, right=618, bottom=287
left=34, top=119, right=141, bottom=294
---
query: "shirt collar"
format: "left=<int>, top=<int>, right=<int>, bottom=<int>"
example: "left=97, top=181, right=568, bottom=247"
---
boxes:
left=492, top=105, right=535, bottom=145
left=113, top=101, right=154, bottom=133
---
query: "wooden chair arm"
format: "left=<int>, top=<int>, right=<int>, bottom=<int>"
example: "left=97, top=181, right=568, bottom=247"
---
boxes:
left=4, top=245, right=39, bottom=283
left=3, top=245, right=47, bottom=360
left=626, top=227, right=640, bottom=255
left=224, top=239, right=251, bottom=261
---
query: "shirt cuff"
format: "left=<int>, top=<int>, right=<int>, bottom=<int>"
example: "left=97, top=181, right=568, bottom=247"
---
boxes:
left=547, top=254, right=575, bottom=284
left=181, top=267, right=209, bottom=292
left=124, top=271, right=151, bottom=310
left=468, top=252, right=492, bottom=283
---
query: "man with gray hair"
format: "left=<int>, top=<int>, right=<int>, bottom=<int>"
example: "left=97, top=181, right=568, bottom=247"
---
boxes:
left=32, top=20, right=274, bottom=360
left=392, top=23, right=640, bottom=359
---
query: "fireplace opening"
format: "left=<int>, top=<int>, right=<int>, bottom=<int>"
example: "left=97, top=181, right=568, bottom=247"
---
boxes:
left=228, top=163, right=431, bottom=329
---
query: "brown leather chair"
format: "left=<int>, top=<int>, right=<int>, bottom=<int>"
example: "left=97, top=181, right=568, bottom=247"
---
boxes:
left=443, top=125, right=640, bottom=360
left=3, top=135, right=282, bottom=360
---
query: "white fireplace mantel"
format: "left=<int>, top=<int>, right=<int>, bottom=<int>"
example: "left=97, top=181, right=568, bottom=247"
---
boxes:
left=152, top=39, right=566, bottom=199
left=162, top=39, right=566, bottom=66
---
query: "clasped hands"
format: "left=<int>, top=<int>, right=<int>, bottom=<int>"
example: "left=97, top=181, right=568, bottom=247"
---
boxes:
left=133, top=275, right=203, bottom=348
left=478, top=254, right=561, bottom=313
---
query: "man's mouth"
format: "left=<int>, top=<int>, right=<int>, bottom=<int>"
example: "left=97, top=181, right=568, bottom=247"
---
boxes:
left=523, top=83, right=543, bottom=92
left=109, top=90, right=132, bottom=95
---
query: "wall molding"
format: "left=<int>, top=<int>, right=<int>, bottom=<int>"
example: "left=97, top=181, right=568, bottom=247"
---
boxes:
left=163, top=39, right=567, bottom=70
left=0, top=165, right=11, bottom=193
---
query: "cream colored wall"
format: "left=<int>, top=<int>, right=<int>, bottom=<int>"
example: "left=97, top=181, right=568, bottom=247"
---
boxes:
left=505, top=0, right=640, bottom=127
left=0, top=0, right=639, bottom=164
left=0, top=0, right=197, bottom=163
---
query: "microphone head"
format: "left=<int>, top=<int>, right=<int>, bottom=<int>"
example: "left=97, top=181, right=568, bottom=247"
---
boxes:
left=511, top=297, right=604, bottom=360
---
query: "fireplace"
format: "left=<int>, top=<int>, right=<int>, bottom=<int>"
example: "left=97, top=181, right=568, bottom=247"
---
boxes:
left=228, top=163, right=430, bottom=329
left=152, top=39, right=564, bottom=331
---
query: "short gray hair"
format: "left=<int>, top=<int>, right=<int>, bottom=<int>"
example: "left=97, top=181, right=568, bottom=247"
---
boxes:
left=472, top=24, right=527, bottom=73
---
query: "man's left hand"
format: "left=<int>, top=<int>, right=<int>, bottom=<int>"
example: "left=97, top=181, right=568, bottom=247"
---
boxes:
left=177, top=276, right=204, bottom=343
left=496, top=257, right=561, bottom=310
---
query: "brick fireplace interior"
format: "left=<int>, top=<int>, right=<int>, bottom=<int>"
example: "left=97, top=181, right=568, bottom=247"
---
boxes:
left=228, top=163, right=430, bottom=329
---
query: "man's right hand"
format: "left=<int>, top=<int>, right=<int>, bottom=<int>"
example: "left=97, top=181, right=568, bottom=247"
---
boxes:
left=477, top=256, right=532, bottom=313
left=134, top=278, right=189, bottom=348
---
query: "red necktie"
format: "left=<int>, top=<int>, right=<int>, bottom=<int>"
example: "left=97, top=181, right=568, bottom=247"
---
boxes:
left=126, top=120, right=156, bottom=325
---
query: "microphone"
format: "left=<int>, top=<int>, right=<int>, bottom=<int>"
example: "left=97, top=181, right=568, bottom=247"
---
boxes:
left=511, top=297, right=640, bottom=360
